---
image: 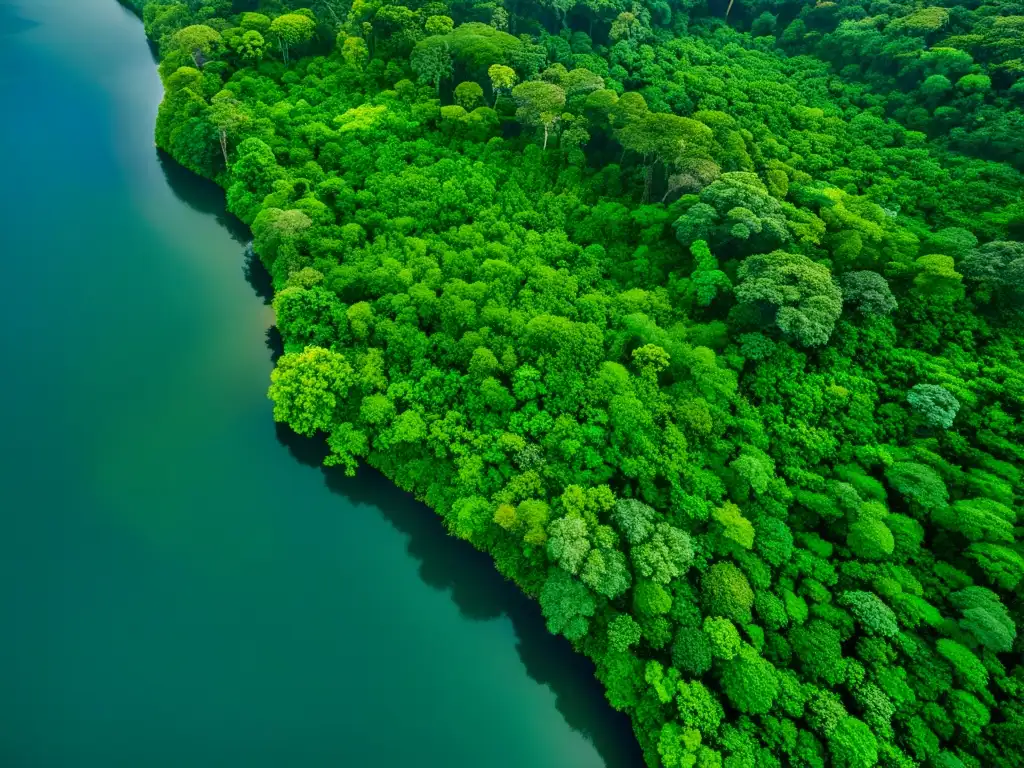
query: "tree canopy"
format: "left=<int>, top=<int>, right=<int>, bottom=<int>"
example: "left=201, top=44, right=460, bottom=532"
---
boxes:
left=138, top=0, right=1024, bottom=765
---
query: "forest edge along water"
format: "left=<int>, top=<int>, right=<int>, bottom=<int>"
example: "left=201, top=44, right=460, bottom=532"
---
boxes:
left=0, top=1, right=640, bottom=766
left=11, top=0, right=1023, bottom=766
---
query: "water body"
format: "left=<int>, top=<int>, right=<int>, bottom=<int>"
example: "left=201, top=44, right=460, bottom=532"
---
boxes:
left=0, top=2, right=640, bottom=766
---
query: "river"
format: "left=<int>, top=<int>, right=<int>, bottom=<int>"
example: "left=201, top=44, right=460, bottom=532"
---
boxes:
left=0, top=2, right=640, bottom=766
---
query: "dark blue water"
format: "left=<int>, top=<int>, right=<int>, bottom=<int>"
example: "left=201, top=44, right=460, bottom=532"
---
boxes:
left=0, top=1, right=639, bottom=765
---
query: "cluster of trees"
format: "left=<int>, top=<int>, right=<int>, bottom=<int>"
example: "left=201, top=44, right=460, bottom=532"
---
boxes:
left=715, top=0, right=1024, bottom=170
left=132, top=0, right=1023, bottom=766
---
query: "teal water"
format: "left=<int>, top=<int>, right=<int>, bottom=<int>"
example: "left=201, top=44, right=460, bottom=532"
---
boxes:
left=0, top=2, right=640, bottom=765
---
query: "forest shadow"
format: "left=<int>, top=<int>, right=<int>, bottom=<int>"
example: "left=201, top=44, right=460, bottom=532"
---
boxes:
left=157, top=148, right=276, bottom=309
left=245, top=243, right=275, bottom=306
left=157, top=150, right=252, bottom=245
left=265, top=324, right=283, bottom=363
left=159, top=149, right=275, bottom=307
left=274, top=422, right=644, bottom=768
left=199, top=166, right=646, bottom=768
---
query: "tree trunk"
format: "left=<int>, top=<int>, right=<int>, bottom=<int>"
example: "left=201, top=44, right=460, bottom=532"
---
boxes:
left=280, top=38, right=289, bottom=65
left=219, top=129, right=229, bottom=167
left=321, top=1, right=341, bottom=26
left=643, top=163, right=653, bottom=202
left=543, top=123, right=549, bottom=151
left=726, top=0, right=735, bottom=20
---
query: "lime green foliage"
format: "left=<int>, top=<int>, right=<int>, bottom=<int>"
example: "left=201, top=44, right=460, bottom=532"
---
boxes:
left=828, top=717, right=878, bottom=768
left=268, top=346, right=353, bottom=436
left=172, top=24, right=221, bottom=68
left=703, top=616, right=741, bottom=661
left=335, top=104, right=388, bottom=132
left=702, top=563, right=754, bottom=624
left=889, top=8, right=950, bottom=35
left=142, top=0, right=1024, bottom=765
left=711, top=502, right=754, bottom=550
left=269, top=13, right=314, bottom=64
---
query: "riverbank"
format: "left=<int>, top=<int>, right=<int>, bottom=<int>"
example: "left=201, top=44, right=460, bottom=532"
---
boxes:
left=129, top=3, right=1024, bottom=767
left=0, top=3, right=640, bottom=765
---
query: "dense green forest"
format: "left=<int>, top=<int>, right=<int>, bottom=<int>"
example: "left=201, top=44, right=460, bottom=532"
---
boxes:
left=127, top=0, right=1023, bottom=765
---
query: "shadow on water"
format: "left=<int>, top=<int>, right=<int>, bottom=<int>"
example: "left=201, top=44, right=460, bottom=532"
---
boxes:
left=245, top=244, right=275, bottom=306
left=158, top=150, right=275, bottom=307
left=0, top=4, right=39, bottom=36
left=274, top=423, right=644, bottom=768
left=265, top=324, right=284, bottom=363
left=158, top=137, right=643, bottom=768
left=157, top=150, right=251, bottom=245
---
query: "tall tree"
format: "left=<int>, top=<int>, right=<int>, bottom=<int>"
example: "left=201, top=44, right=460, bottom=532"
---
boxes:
left=208, top=90, right=249, bottom=168
left=269, top=13, right=316, bottom=65
left=172, top=24, right=221, bottom=68
left=411, top=39, right=453, bottom=94
left=512, top=80, right=566, bottom=150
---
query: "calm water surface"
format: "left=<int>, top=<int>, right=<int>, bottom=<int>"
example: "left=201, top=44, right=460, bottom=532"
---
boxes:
left=0, top=2, right=640, bottom=765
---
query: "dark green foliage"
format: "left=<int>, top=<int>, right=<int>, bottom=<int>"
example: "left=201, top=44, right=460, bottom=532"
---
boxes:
left=671, top=626, right=713, bottom=677
left=886, top=462, right=950, bottom=511
left=840, top=271, right=897, bottom=317
left=141, top=0, right=1024, bottom=764
left=950, top=586, right=1017, bottom=653
left=961, top=241, right=1024, bottom=302
left=846, top=517, right=895, bottom=561
left=539, top=567, right=595, bottom=641
left=907, top=384, right=961, bottom=430
left=844, top=592, right=899, bottom=639
left=790, top=620, right=846, bottom=686
left=735, top=250, right=843, bottom=347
